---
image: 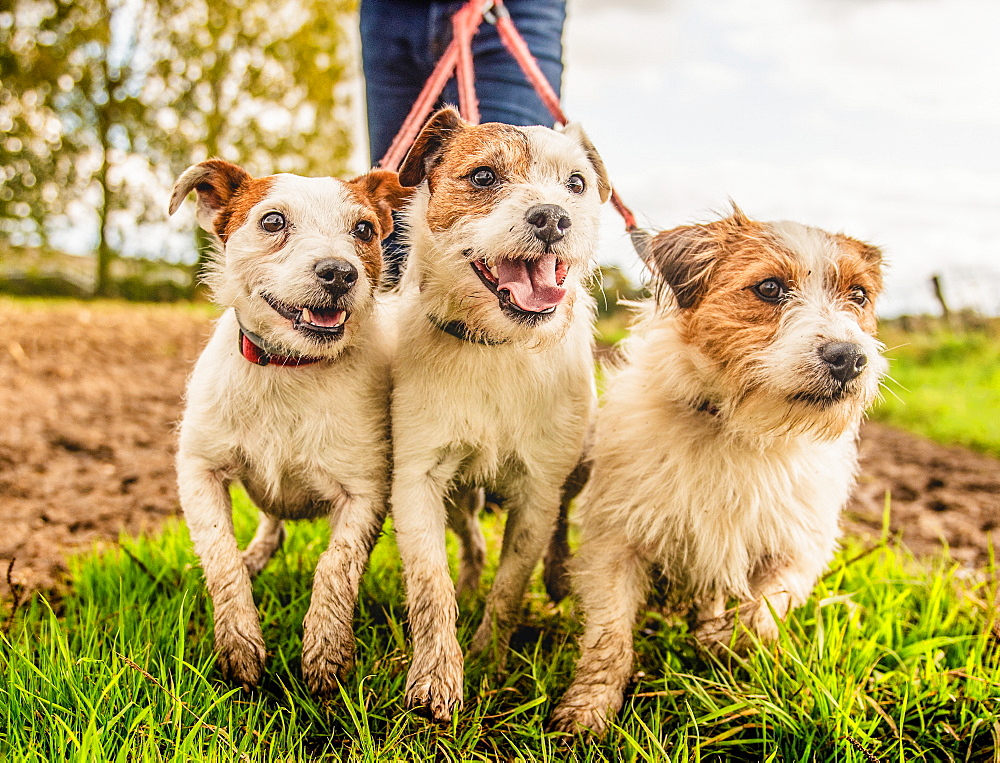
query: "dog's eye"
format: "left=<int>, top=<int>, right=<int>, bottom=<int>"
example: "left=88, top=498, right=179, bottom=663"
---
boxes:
left=567, top=173, right=586, bottom=194
left=753, top=278, right=787, bottom=303
left=353, top=220, right=375, bottom=242
left=261, top=212, right=286, bottom=233
left=848, top=285, right=868, bottom=306
left=470, top=167, right=497, bottom=188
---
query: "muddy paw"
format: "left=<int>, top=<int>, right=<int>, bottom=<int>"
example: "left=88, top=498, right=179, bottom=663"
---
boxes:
left=549, top=690, right=618, bottom=737
left=214, top=624, right=266, bottom=690
left=405, top=646, right=464, bottom=721
left=301, top=624, right=354, bottom=698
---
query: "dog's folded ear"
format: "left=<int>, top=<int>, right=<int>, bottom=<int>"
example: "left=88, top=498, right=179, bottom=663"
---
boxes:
left=645, top=224, right=719, bottom=310
left=169, top=159, right=252, bottom=234
left=398, top=107, right=465, bottom=188
left=560, top=122, right=612, bottom=204
left=346, top=169, right=413, bottom=238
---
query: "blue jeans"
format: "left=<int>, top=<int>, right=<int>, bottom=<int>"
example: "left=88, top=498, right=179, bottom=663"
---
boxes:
left=360, top=0, right=567, bottom=278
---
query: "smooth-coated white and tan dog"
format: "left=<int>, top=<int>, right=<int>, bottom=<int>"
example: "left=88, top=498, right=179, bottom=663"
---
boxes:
left=169, top=159, right=408, bottom=695
left=551, top=208, right=886, bottom=734
left=390, top=107, right=611, bottom=720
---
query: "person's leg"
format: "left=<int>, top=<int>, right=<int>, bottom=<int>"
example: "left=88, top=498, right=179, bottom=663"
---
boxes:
left=470, top=0, right=566, bottom=127
left=361, top=0, right=442, bottom=285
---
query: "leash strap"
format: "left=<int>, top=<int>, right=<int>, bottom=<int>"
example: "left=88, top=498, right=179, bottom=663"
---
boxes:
left=377, top=0, right=639, bottom=234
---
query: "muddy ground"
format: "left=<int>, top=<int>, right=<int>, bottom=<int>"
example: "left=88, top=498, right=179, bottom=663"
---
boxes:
left=1, top=300, right=998, bottom=600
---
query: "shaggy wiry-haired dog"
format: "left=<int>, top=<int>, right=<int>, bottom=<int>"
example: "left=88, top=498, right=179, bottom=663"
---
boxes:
left=390, top=107, right=610, bottom=720
left=551, top=208, right=886, bottom=734
left=170, top=160, right=407, bottom=694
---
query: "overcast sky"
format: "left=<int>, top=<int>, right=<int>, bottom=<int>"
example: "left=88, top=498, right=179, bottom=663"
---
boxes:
left=557, top=0, right=1000, bottom=315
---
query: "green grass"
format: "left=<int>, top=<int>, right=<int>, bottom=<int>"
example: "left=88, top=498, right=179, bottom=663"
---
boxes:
left=2, top=490, right=999, bottom=761
left=874, top=323, right=1000, bottom=458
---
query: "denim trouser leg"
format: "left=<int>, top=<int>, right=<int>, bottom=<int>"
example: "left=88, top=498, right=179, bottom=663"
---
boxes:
left=360, top=0, right=567, bottom=280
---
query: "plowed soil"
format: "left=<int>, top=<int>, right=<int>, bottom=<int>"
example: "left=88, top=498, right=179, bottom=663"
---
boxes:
left=1, top=300, right=998, bottom=601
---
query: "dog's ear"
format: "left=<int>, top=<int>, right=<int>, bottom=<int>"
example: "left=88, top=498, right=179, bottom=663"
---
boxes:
left=398, top=107, right=465, bottom=187
left=170, top=159, right=252, bottom=233
left=645, top=225, right=718, bottom=309
left=561, top=122, right=611, bottom=203
left=346, top=169, right=413, bottom=238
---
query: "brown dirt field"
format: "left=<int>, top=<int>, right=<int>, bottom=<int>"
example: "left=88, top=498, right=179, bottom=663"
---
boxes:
left=1, top=299, right=998, bottom=600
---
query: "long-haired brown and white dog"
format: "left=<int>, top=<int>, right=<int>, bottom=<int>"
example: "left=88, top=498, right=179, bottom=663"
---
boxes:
left=389, top=107, right=610, bottom=720
left=551, top=207, right=886, bottom=734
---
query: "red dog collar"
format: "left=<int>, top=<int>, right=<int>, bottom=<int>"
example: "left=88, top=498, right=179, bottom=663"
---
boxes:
left=237, top=323, right=323, bottom=367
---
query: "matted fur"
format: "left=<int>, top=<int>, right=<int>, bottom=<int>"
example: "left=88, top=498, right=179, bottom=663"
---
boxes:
left=390, top=108, right=610, bottom=720
left=171, top=160, right=407, bottom=694
left=551, top=209, right=886, bottom=735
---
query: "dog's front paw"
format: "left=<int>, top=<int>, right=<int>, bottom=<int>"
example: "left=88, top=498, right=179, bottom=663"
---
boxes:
left=301, top=621, right=354, bottom=698
left=549, top=684, right=622, bottom=737
left=214, top=623, right=267, bottom=689
left=404, top=641, right=465, bottom=721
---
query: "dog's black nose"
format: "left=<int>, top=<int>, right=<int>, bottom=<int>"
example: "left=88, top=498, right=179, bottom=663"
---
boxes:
left=314, top=258, right=358, bottom=295
left=819, top=341, right=868, bottom=385
left=525, top=204, right=571, bottom=245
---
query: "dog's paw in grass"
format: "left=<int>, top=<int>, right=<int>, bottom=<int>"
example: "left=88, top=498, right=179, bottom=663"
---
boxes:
left=214, top=623, right=267, bottom=690
left=404, top=641, right=465, bottom=721
left=549, top=684, right=622, bottom=737
left=301, top=621, right=354, bottom=697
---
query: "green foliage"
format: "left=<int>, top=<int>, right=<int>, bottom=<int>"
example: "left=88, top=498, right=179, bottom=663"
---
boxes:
left=3, top=490, right=998, bottom=760
left=874, top=322, right=1000, bottom=457
left=0, top=0, right=357, bottom=295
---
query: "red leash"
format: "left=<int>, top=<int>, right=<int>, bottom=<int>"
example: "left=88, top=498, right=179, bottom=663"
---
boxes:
left=377, top=0, right=639, bottom=233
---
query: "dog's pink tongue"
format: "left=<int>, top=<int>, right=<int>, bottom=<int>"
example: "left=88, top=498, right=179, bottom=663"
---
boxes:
left=496, top=254, right=566, bottom=312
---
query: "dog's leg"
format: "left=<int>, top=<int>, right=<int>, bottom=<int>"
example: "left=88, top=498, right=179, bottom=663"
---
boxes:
left=242, top=512, right=285, bottom=577
left=178, top=455, right=265, bottom=689
left=549, top=537, right=649, bottom=736
left=394, top=458, right=465, bottom=721
left=301, top=491, right=386, bottom=697
left=446, top=486, right=487, bottom=600
left=468, top=476, right=561, bottom=659
left=695, top=557, right=822, bottom=651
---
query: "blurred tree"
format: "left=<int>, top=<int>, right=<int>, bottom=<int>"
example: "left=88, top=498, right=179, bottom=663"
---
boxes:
left=2, top=0, right=163, bottom=296
left=0, top=0, right=357, bottom=297
left=148, top=0, right=357, bottom=290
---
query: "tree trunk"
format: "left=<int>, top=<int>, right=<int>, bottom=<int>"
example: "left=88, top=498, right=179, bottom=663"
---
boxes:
left=93, top=69, right=114, bottom=298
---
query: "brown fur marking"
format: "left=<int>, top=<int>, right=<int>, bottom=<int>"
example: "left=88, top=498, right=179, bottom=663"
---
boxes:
left=344, top=170, right=413, bottom=285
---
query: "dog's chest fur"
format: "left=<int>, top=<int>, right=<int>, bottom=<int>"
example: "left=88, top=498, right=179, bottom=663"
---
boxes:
left=180, top=310, right=390, bottom=519
left=583, top=331, right=858, bottom=600
left=392, top=304, right=595, bottom=490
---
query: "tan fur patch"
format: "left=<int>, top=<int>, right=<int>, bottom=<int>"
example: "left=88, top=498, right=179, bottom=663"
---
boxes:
left=216, top=176, right=275, bottom=242
left=343, top=170, right=413, bottom=285
left=832, top=235, right=883, bottom=335
left=419, top=123, right=532, bottom=233
left=681, top=224, right=797, bottom=375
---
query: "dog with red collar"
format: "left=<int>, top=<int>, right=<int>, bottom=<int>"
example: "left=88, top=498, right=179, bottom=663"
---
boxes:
left=169, top=160, right=408, bottom=695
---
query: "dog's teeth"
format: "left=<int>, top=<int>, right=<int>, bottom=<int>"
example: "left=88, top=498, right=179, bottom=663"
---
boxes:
left=302, top=307, right=313, bottom=324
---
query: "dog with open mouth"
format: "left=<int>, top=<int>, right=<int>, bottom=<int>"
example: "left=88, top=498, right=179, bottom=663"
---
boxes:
left=550, top=207, right=886, bottom=735
left=169, top=159, right=408, bottom=695
left=389, top=107, right=611, bottom=720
